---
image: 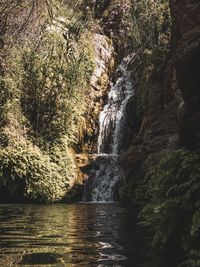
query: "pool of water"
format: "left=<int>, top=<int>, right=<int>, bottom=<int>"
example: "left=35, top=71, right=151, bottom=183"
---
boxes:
left=0, top=203, right=150, bottom=266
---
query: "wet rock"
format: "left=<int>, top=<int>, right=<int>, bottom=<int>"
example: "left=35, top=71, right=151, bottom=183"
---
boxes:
left=75, top=153, right=98, bottom=169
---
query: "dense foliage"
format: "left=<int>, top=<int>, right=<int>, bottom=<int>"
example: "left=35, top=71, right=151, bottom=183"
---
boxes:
left=0, top=141, right=73, bottom=202
left=138, top=149, right=200, bottom=266
left=0, top=0, right=94, bottom=202
left=20, top=33, right=93, bottom=142
left=129, top=0, right=170, bottom=117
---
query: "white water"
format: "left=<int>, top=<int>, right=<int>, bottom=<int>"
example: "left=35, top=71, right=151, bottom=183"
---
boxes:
left=98, top=56, right=134, bottom=155
left=84, top=56, right=134, bottom=202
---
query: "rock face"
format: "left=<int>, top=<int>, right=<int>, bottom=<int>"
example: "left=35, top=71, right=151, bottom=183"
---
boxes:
left=77, top=33, right=114, bottom=153
left=172, top=0, right=200, bottom=148
left=170, top=0, right=200, bottom=35
left=119, top=0, right=200, bottom=201
left=75, top=154, right=98, bottom=169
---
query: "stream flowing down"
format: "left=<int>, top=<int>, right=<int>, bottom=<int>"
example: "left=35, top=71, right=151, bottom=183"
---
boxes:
left=84, top=56, right=134, bottom=202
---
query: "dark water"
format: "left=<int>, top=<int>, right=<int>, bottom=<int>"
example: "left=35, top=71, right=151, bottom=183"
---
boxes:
left=0, top=203, right=150, bottom=267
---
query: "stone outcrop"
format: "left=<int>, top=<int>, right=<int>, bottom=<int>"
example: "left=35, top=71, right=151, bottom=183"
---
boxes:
left=77, top=33, right=114, bottom=153
left=75, top=154, right=98, bottom=169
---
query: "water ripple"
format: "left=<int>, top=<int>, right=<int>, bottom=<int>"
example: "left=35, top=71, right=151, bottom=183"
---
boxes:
left=0, top=203, right=148, bottom=266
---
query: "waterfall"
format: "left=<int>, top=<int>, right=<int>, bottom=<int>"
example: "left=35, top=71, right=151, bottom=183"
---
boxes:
left=84, top=56, right=134, bottom=202
left=98, top=56, right=134, bottom=155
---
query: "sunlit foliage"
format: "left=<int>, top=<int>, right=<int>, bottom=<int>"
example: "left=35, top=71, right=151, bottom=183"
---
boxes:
left=0, top=0, right=94, bottom=202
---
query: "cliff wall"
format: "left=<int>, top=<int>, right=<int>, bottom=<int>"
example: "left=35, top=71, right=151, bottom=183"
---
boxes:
left=119, top=0, right=200, bottom=202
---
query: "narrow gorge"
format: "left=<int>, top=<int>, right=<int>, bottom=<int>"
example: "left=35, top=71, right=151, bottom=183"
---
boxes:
left=0, top=0, right=200, bottom=266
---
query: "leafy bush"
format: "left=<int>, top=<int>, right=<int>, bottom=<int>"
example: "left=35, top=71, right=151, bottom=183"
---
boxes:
left=20, top=31, right=93, bottom=143
left=0, top=140, right=75, bottom=203
left=140, top=149, right=200, bottom=266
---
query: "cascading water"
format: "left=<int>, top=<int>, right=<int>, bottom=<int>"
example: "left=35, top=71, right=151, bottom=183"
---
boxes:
left=84, top=56, right=134, bottom=202
left=98, top=57, right=134, bottom=155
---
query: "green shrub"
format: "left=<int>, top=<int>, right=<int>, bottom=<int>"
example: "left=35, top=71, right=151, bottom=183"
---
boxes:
left=140, top=149, right=200, bottom=266
left=5, top=29, right=93, bottom=144
left=0, top=141, right=75, bottom=203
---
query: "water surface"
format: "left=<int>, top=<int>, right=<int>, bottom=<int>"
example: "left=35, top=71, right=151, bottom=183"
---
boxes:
left=0, top=203, right=149, bottom=266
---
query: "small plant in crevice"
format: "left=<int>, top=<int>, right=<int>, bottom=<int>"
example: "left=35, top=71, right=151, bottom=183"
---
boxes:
left=139, top=149, right=200, bottom=267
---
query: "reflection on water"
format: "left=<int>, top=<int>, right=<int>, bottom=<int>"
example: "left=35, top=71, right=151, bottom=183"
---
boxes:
left=0, top=203, right=149, bottom=266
